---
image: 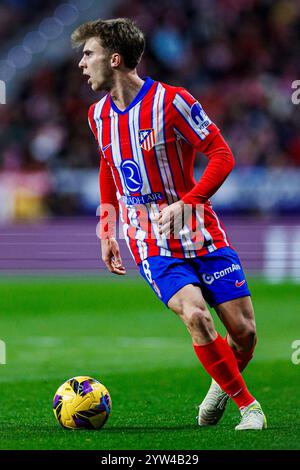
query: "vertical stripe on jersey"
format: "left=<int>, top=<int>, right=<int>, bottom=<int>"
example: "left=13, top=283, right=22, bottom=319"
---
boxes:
left=210, top=208, right=229, bottom=247
left=93, top=96, right=107, bottom=149
left=110, top=107, right=148, bottom=261
left=152, top=84, right=187, bottom=256
left=155, top=84, right=202, bottom=257
left=110, top=108, right=139, bottom=261
left=195, top=210, right=216, bottom=253
left=129, top=104, right=159, bottom=255
left=174, top=139, right=185, bottom=184
left=174, top=119, right=216, bottom=253
left=125, top=104, right=150, bottom=260
left=154, top=84, right=205, bottom=257
left=152, top=84, right=177, bottom=205
left=88, top=103, right=97, bottom=140
left=130, top=101, right=169, bottom=257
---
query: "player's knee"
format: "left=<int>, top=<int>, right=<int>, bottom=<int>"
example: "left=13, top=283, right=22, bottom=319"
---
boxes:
left=246, top=322, right=257, bottom=351
left=233, top=319, right=257, bottom=352
left=182, top=304, right=214, bottom=339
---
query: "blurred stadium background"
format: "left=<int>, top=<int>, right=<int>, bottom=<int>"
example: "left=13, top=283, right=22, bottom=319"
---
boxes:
left=0, top=0, right=300, bottom=280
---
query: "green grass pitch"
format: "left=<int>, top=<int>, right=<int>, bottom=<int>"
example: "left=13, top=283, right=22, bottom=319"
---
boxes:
left=0, top=277, right=299, bottom=450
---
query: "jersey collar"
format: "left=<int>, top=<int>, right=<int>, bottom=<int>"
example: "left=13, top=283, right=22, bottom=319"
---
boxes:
left=109, top=76, right=154, bottom=115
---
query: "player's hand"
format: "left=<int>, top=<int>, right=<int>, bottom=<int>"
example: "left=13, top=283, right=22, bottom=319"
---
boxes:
left=154, top=200, right=185, bottom=238
left=101, top=238, right=127, bottom=275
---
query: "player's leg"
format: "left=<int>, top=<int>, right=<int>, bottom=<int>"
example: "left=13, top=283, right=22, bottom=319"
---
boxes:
left=197, top=296, right=260, bottom=427
left=167, top=284, right=262, bottom=423
left=215, top=296, right=257, bottom=372
left=195, top=247, right=266, bottom=429
left=139, top=256, right=266, bottom=429
left=167, top=283, right=216, bottom=344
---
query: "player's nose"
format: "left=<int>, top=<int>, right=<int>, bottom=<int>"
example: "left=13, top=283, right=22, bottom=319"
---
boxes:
left=78, top=57, right=86, bottom=69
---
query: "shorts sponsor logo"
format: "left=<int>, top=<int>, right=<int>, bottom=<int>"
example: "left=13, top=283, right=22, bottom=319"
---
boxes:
left=235, top=279, right=246, bottom=288
left=202, top=274, right=214, bottom=285
left=202, top=263, right=241, bottom=284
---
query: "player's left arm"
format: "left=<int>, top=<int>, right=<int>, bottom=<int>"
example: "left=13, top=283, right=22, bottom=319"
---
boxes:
left=157, top=89, right=234, bottom=236
left=172, top=88, right=235, bottom=203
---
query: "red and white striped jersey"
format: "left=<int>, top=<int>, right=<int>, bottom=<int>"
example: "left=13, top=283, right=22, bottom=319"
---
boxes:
left=88, top=77, right=232, bottom=265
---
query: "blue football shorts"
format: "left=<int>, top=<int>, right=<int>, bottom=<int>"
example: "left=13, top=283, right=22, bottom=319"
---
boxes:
left=138, top=247, right=251, bottom=308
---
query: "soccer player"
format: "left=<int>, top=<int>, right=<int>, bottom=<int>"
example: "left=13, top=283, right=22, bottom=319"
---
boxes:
left=72, top=18, right=267, bottom=430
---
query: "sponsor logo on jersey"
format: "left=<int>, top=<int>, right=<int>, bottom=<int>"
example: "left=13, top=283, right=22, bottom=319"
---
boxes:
left=139, top=128, right=156, bottom=151
left=202, top=263, right=242, bottom=284
left=121, top=160, right=143, bottom=192
left=121, top=192, right=163, bottom=205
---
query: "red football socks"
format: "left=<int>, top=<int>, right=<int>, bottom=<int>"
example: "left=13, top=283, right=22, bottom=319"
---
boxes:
left=193, top=334, right=255, bottom=409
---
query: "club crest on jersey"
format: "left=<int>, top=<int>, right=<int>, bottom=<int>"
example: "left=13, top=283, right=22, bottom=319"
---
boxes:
left=139, top=128, right=156, bottom=151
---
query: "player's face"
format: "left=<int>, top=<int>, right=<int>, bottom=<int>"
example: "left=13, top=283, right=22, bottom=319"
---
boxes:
left=79, top=37, right=113, bottom=92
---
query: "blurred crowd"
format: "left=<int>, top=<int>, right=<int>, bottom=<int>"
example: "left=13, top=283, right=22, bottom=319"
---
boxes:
left=1, top=0, right=300, bottom=175
left=0, top=0, right=60, bottom=42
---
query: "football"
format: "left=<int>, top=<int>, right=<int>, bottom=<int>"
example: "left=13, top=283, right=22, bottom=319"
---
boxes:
left=53, top=376, right=112, bottom=430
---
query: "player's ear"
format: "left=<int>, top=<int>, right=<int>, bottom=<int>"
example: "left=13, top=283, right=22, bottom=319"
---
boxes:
left=111, top=53, right=122, bottom=69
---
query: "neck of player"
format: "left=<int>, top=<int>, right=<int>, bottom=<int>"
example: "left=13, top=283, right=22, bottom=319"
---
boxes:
left=110, top=71, right=145, bottom=111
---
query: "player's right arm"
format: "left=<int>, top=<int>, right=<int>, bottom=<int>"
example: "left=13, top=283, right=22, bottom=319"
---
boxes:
left=101, top=238, right=126, bottom=275
left=88, top=104, right=126, bottom=275
left=99, top=157, right=126, bottom=275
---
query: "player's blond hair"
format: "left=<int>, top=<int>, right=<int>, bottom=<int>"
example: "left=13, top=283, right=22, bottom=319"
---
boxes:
left=71, top=18, right=145, bottom=70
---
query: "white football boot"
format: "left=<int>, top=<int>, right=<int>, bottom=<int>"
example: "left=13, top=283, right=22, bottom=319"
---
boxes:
left=196, top=379, right=230, bottom=426
left=235, top=400, right=267, bottom=430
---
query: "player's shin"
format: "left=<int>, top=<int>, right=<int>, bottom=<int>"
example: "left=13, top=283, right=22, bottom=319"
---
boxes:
left=225, top=334, right=257, bottom=372
left=193, top=334, right=255, bottom=409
